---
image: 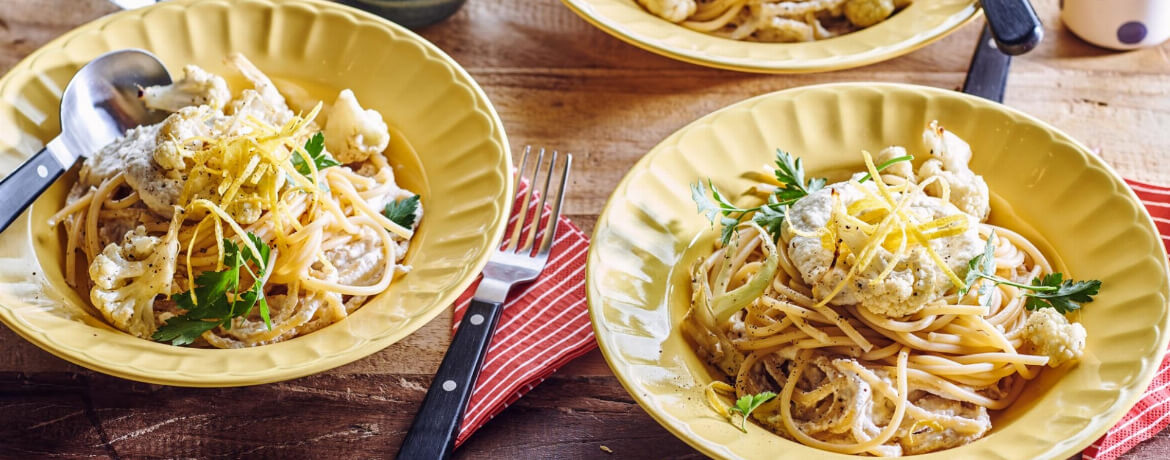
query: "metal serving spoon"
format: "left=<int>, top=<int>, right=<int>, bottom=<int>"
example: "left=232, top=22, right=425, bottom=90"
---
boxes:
left=0, top=49, right=172, bottom=233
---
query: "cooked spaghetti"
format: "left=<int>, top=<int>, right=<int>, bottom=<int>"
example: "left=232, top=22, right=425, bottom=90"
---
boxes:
left=49, top=54, right=422, bottom=348
left=636, top=0, right=912, bottom=42
left=686, top=122, right=1098, bottom=455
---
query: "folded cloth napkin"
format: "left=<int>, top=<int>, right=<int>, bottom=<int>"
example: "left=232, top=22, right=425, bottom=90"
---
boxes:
left=450, top=178, right=594, bottom=446
left=1084, top=179, right=1170, bottom=460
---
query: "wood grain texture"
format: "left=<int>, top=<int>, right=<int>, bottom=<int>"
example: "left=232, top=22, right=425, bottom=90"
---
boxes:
left=0, top=0, right=1168, bottom=458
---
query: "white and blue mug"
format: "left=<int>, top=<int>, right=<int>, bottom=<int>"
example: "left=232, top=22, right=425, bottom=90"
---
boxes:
left=1062, top=0, right=1170, bottom=50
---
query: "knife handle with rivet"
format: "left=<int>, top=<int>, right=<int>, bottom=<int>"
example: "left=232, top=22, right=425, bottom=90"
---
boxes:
left=0, top=138, right=69, bottom=233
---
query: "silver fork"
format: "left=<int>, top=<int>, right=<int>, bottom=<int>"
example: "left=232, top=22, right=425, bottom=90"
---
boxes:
left=398, top=146, right=572, bottom=460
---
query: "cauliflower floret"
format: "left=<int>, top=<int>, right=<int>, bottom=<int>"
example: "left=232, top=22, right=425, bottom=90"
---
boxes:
left=140, top=65, right=230, bottom=112
left=82, top=123, right=184, bottom=218
left=636, top=0, right=696, bottom=23
left=154, top=105, right=220, bottom=171
left=324, top=89, right=391, bottom=164
left=1023, top=308, right=1087, bottom=367
left=88, top=225, right=179, bottom=339
left=917, top=121, right=991, bottom=221
left=844, top=0, right=894, bottom=27
left=877, top=145, right=914, bottom=182
left=784, top=182, right=982, bottom=317
left=225, top=53, right=294, bottom=127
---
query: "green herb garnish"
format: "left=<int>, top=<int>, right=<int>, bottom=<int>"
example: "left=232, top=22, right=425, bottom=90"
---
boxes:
left=152, top=233, right=272, bottom=346
left=383, top=194, right=420, bottom=229
left=691, top=150, right=824, bottom=245
left=728, top=391, right=777, bottom=432
left=290, top=132, right=340, bottom=179
left=960, top=232, right=1101, bottom=313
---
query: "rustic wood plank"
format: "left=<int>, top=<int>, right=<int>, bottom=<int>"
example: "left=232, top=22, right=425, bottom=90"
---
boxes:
left=0, top=0, right=1168, bottom=458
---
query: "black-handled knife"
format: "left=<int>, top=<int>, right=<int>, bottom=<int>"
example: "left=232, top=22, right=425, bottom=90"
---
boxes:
left=981, top=0, right=1044, bottom=56
left=963, top=0, right=1043, bottom=102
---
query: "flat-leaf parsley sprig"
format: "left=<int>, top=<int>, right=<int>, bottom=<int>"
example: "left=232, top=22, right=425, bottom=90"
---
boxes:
left=959, top=232, right=1101, bottom=313
left=290, top=132, right=341, bottom=191
left=383, top=194, right=421, bottom=229
left=691, top=150, right=824, bottom=245
left=152, top=233, right=273, bottom=346
left=728, top=391, right=777, bottom=432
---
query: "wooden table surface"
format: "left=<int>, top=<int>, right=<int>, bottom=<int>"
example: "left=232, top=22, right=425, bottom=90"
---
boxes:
left=1, top=0, right=1169, bottom=458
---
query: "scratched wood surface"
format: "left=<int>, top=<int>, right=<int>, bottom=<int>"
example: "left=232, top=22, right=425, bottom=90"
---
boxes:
left=0, top=0, right=1169, bottom=458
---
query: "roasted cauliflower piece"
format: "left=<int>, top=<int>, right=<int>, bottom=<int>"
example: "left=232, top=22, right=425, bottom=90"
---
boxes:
left=636, top=0, right=696, bottom=23
left=88, top=224, right=180, bottom=339
left=140, top=65, right=231, bottom=112
left=1023, top=308, right=1087, bottom=367
left=324, top=89, right=391, bottom=164
left=225, top=53, right=294, bottom=127
left=154, top=105, right=218, bottom=171
left=844, top=0, right=895, bottom=27
left=876, top=145, right=914, bottom=182
left=917, top=121, right=991, bottom=221
left=783, top=182, right=982, bottom=318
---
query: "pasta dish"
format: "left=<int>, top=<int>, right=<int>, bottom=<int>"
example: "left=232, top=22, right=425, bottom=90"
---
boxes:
left=686, top=121, right=1100, bottom=455
left=49, top=54, right=422, bottom=348
left=636, top=0, right=912, bottom=42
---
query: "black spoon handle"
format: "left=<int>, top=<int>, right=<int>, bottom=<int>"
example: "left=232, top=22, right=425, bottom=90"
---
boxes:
left=981, top=0, right=1044, bottom=55
left=397, top=299, right=505, bottom=459
left=0, top=138, right=68, bottom=233
left=962, top=25, right=1012, bottom=103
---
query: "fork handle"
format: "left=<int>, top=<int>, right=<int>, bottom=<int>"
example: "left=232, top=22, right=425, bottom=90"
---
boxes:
left=397, top=299, right=504, bottom=459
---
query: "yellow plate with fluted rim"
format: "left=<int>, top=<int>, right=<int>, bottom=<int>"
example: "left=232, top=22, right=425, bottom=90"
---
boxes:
left=0, top=0, right=512, bottom=387
left=561, top=0, right=980, bottom=73
left=587, top=83, right=1170, bottom=458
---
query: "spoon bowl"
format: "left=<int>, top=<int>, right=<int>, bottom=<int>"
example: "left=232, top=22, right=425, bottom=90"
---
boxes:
left=0, top=48, right=171, bottom=232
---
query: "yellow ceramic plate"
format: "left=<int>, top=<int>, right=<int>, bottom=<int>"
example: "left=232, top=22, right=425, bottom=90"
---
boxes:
left=561, top=0, right=980, bottom=73
left=587, top=83, right=1170, bottom=459
left=0, top=0, right=512, bottom=386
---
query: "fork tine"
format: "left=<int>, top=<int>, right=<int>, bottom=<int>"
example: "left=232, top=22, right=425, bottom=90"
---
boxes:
left=505, top=146, right=540, bottom=252
left=521, top=150, right=557, bottom=254
left=537, top=153, right=572, bottom=256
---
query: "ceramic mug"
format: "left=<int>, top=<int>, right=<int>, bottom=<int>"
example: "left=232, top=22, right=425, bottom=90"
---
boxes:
left=1062, top=0, right=1170, bottom=50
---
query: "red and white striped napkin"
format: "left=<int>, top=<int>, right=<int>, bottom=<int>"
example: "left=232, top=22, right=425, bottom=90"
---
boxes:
left=449, top=179, right=595, bottom=446
left=1083, top=179, right=1170, bottom=460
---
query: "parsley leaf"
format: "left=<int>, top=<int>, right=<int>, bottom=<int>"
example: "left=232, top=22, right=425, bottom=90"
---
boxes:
left=719, top=216, right=739, bottom=247
left=383, top=194, right=421, bottom=229
left=959, top=229, right=996, bottom=297
left=1023, top=274, right=1101, bottom=314
left=774, top=149, right=824, bottom=201
left=960, top=232, right=1101, bottom=314
left=290, top=132, right=340, bottom=179
left=691, top=181, right=722, bottom=223
left=751, top=201, right=787, bottom=240
left=727, top=391, right=777, bottom=432
left=152, top=234, right=274, bottom=346
left=691, top=150, right=825, bottom=246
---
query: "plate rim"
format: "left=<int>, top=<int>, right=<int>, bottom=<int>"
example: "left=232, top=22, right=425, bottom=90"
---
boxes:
left=559, top=0, right=983, bottom=74
left=586, top=81, right=1170, bottom=459
left=0, top=0, right=513, bottom=387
